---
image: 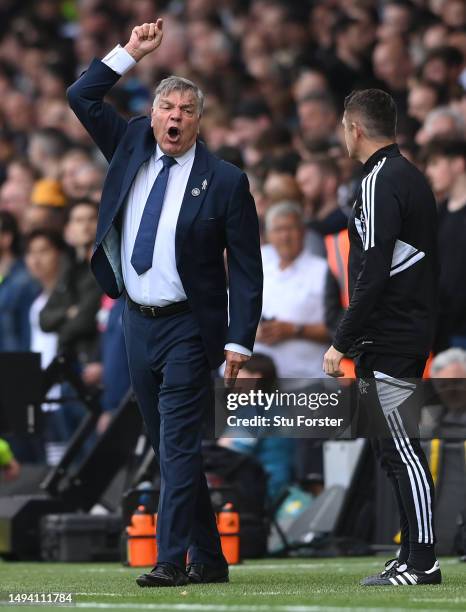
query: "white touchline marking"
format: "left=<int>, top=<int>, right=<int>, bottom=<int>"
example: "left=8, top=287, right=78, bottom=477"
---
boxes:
left=72, top=604, right=445, bottom=612
left=74, top=593, right=122, bottom=597
left=229, top=562, right=381, bottom=570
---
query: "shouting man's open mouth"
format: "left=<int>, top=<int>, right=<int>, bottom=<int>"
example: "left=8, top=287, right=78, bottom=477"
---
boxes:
left=167, top=126, right=181, bottom=143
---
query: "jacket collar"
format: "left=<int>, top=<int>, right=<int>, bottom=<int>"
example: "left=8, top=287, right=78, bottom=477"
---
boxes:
left=363, top=143, right=400, bottom=173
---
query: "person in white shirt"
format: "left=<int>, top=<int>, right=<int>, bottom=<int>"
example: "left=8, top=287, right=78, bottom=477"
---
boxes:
left=255, top=201, right=330, bottom=382
left=25, top=229, right=67, bottom=465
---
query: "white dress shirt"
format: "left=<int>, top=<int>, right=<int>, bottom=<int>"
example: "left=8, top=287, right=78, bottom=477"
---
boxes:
left=101, top=45, right=250, bottom=356
left=30, top=292, right=61, bottom=411
left=255, top=248, right=328, bottom=380
left=121, top=142, right=194, bottom=306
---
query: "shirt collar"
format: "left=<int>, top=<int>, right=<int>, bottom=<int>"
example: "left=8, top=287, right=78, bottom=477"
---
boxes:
left=155, top=141, right=197, bottom=167
left=363, top=143, right=400, bottom=173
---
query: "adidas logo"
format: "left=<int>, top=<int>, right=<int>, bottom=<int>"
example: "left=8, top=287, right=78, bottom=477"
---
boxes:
left=390, top=571, right=418, bottom=585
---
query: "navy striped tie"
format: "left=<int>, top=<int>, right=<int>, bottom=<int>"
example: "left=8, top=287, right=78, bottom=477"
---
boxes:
left=131, top=154, right=176, bottom=275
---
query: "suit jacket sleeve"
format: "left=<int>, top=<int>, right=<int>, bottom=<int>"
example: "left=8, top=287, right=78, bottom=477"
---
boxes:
left=225, top=172, right=263, bottom=351
left=66, top=58, right=128, bottom=162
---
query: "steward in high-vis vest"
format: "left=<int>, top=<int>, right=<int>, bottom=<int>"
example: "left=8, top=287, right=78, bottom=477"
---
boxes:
left=324, top=229, right=355, bottom=377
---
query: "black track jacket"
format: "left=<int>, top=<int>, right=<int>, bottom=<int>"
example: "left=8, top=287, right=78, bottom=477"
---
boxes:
left=333, top=144, right=438, bottom=359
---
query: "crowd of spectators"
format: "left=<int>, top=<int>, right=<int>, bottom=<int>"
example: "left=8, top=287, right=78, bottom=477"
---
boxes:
left=0, top=0, right=465, bottom=495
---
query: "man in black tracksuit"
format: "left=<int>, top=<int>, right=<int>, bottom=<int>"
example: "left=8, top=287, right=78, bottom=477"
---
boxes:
left=324, top=89, right=441, bottom=586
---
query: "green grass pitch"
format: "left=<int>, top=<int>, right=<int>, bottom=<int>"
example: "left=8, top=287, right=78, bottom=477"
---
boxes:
left=0, top=558, right=464, bottom=611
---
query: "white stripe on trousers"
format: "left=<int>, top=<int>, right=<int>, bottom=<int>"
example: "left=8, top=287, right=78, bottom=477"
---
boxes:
left=390, top=409, right=434, bottom=544
left=374, top=372, right=434, bottom=544
left=386, top=412, right=426, bottom=543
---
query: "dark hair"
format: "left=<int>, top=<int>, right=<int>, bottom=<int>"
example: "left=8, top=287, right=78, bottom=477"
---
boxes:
left=213, top=146, right=244, bottom=170
left=233, top=98, right=271, bottom=120
left=299, top=156, right=341, bottom=180
left=30, top=127, right=70, bottom=158
left=24, top=228, right=67, bottom=253
left=344, top=89, right=397, bottom=140
left=66, top=199, right=99, bottom=223
left=332, top=13, right=360, bottom=40
left=424, top=46, right=464, bottom=69
left=299, top=91, right=337, bottom=114
left=0, top=210, right=21, bottom=256
left=421, top=139, right=466, bottom=164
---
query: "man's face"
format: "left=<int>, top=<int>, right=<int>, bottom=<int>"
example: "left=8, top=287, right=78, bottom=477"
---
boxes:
left=425, top=156, right=461, bottom=197
left=431, top=362, right=466, bottom=412
left=408, top=86, right=437, bottom=123
left=151, top=89, right=200, bottom=156
left=296, top=163, right=323, bottom=203
left=66, top=204, right=98, bottom=249
left=25, top=236, right=60, bottom=283
left=267, top=213, right=304, bottom=263
left=298, top=100, right=336, bottom=141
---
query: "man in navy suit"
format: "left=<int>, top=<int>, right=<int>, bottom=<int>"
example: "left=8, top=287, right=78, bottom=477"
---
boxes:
left=67, top=19, right=262, bottom=587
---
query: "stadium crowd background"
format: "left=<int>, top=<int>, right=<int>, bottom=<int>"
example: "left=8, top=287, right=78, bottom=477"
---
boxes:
left=1, top=0, right=466, bottom=497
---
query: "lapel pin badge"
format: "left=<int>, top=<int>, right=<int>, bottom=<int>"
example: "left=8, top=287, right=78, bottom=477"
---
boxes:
left=191, top=187, right=201, bottom=196
left=202, top=179, right=208, bottom=190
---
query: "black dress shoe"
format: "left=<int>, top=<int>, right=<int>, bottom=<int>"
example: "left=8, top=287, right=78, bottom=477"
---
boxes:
left=136, top=562, right=189, bottom=587
left=186, top=562, right=229, bottom=584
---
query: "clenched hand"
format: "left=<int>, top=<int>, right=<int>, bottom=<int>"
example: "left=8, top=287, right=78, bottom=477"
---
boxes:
left=124, top=19, right=164, bottom=62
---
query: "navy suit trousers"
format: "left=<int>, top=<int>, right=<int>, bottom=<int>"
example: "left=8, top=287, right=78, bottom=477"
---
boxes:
left=122, top=301, right=225, bottom=568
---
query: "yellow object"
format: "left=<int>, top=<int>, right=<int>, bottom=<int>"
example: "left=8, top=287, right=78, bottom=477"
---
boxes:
left=429, top=439, right=441, bottom=486
left=31, top=179, right=66, bottom=207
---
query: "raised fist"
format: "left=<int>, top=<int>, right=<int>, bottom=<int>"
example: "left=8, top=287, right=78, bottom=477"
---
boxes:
left=124, top=19, right=163, bottom=62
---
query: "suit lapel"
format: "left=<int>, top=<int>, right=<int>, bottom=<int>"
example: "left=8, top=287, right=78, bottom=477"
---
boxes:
left=175, top=140, right=213, bottom=263
left=115, top=122, right=155, bottom=214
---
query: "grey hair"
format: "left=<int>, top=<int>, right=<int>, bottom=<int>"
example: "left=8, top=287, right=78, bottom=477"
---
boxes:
left=424, top=106, right=466, bottom=137
left=153, top=76, right=204, bottom=117
left=265, top=201, right=304, bottom=233
left=430, top=348, right=466, bottom=375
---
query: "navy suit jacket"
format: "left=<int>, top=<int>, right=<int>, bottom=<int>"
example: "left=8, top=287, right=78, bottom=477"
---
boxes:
left=67, top=59, right=263, bottom=369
